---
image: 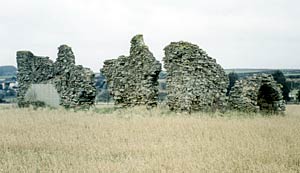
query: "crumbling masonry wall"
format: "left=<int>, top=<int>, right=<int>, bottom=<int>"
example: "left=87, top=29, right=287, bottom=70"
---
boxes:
left=163, top=41, right=228, bottom=112
left=101, top=35, right=161, bottom=107
left=17, top=45, right=96, bottom=108
left=228, top=74, right=285, bottom=113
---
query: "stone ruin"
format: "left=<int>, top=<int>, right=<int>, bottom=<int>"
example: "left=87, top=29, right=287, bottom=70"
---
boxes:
left=228, top=74, right=285, bottom=114
left=101, top=35, right=162, bottom=107
left=163, top=41, right=228, bottom=112
left=16, top=45, right=96, bottom=108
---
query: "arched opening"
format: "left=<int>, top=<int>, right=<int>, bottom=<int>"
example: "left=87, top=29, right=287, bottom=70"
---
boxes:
left=257, top=84, right=281, bottom=114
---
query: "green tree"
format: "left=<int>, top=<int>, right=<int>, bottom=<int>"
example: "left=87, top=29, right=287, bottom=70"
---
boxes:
left=272, top=70, right=290, bottom=101
left=297, top=90, right=300, bottom=102
left=0, top=91, right=4, bottom=103
left=226, top=72, right=239, bottom=96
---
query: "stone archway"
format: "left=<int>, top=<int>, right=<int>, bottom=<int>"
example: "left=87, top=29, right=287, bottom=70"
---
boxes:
left=229, top=74, right=286, bottom=114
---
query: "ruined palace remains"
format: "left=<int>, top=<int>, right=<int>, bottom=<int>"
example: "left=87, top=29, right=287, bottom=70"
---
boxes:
left=163, top=41, right=228, bottom=112
left=17, top=45, right=96, bottom=108
left=228, top=74, right=285, bottom=114
left=101, top=35, right=162, bottom=107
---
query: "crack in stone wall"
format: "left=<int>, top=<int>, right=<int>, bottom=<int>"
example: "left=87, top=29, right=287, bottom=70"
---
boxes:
left=163, top=41, right=228, bottom=112
left=228, top=74, right=285, bottom=113
left=16, top=45, right=96, bottom=108
left=101, top=35, right=161, bottom=107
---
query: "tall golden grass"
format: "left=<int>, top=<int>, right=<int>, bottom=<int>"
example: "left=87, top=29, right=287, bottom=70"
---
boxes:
left=0, top=105, right=299, bottom=172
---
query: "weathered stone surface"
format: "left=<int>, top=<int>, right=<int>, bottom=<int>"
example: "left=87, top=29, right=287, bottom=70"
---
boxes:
left=16, top=51, right=54, bottom=107
left=163, top=41, right=228, bottom=112
left=228, top=74, right=285, bottom=114
left=55, top=45, right=75, bottom=75
left=16, top=45, right=96, bottom=108
left=101, top=34, right=161, bottom=107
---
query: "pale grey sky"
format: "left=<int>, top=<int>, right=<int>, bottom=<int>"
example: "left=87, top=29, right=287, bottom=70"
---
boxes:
left=0, top=0, right=299, bottom=71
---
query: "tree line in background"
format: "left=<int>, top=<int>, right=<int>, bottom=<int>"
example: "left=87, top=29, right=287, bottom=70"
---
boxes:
left=0, top=88, right=16, bottom=103
left=272, top=70, right=290, bottom=102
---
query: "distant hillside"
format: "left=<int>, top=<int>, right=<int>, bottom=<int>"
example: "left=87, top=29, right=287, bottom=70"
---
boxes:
left=0, top=66, right=17, bottom=77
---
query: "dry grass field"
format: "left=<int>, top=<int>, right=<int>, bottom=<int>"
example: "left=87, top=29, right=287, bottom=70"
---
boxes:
left=0, top=105, right=300, bottom=172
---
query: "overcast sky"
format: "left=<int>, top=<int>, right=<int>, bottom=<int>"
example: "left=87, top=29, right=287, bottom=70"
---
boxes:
left=0, top=0, right=299, bottom=71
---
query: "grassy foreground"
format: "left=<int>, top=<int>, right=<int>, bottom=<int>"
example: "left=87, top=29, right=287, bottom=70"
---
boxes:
left=0, top=105, right=299, bottom=172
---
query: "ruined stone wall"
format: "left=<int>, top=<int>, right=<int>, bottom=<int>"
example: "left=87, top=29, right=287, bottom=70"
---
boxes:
left=163, top=41, right=228, bottom=112
left=53, top=65, right=96, bottom=108
left=16, top=45, right=96, bottom=108
left=228, top=74, right=285, bottom=114
left=54, top=45, right=75, bottom=75
left=16, top=51, right=54, bottom=106
left=101, top=35, right=161, bottom=107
